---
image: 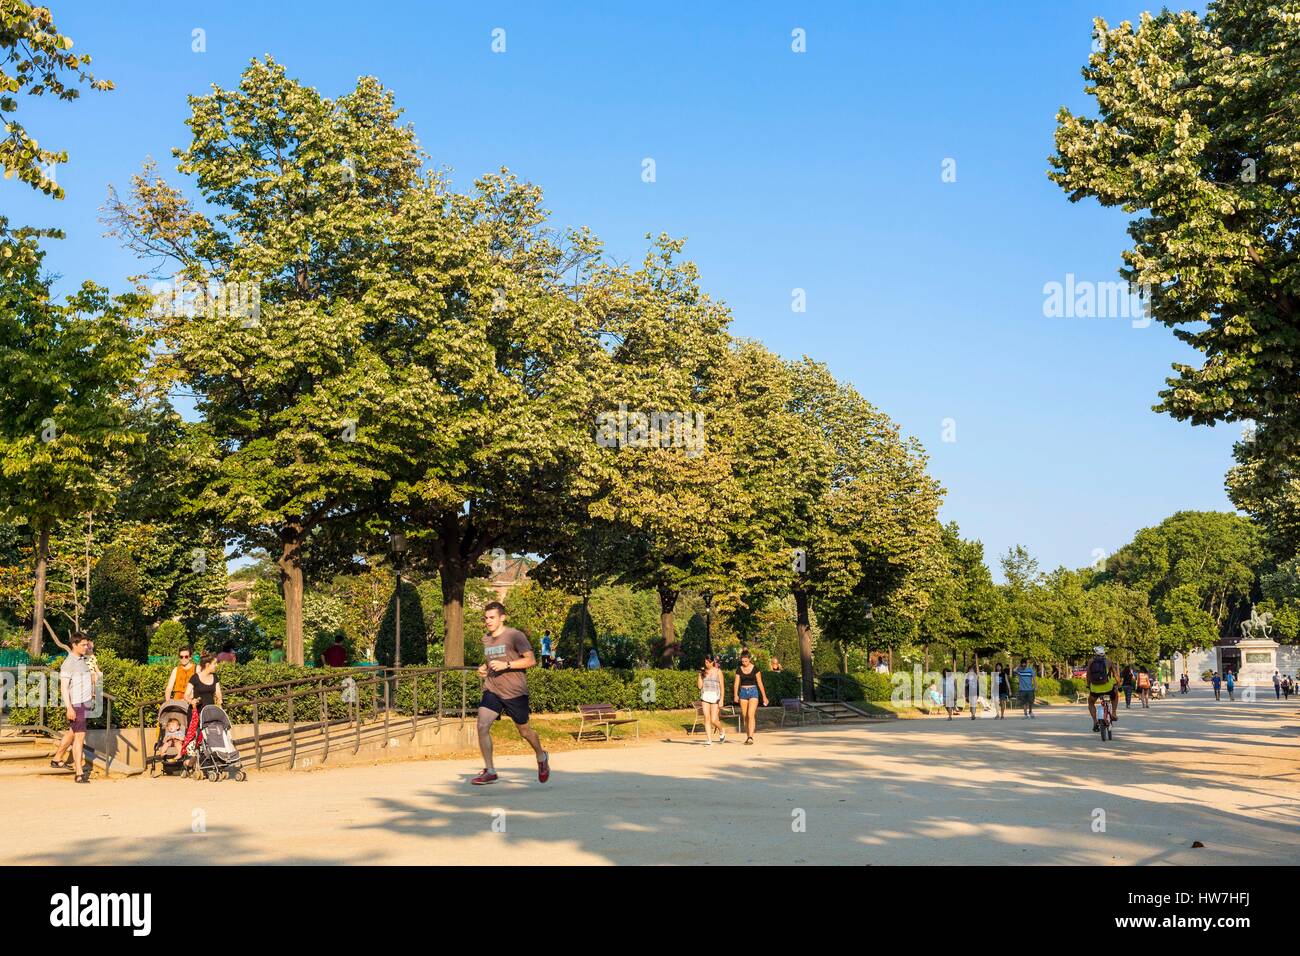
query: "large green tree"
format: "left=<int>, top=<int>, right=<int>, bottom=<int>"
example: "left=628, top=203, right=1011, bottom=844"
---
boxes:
left=1, top=0, right=112, bottom=197
left=1100, top=510, right=1261, bottom=639
left=787, top=359, right=945, bottom=698
left=107, top=59, right=445, bottom=664
left=1050, top=1, right=1300, bottom=511
left=0, top=224, right=148, bottom=655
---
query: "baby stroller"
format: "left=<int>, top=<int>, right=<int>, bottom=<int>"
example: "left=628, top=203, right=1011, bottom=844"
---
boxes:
left=151, top=700, right=191, bottom=777
left=192, top=705, right=246, bottom=782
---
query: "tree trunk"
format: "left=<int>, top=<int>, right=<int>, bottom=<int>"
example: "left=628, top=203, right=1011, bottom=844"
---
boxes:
left=657, top=584, right=678, bottom=666
left=794, top=587, right=814, bottom=701
left=441, top=562, right=466, bottom=667
left=29, top=523, right=50, bottom=657
left=278, top=529, right=306, bottom=666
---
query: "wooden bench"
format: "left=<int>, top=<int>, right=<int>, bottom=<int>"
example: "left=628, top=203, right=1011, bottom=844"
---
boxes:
left=577, top=703, right=640, bottom=743
left=689, top=700, right=741, bottom=735
left=780, top=698, right=823, bottom=726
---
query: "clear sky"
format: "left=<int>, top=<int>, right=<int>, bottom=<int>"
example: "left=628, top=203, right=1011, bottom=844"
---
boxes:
left=3, top=0, right=1235, bottom=579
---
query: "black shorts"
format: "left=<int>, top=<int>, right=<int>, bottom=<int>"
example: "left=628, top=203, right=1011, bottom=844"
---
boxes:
left=479, top=690, right=531, bottom=725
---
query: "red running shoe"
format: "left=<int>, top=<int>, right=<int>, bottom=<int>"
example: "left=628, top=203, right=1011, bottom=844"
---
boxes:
left=471, top=769, right=498, bottom=785
left=537, top=751, right=550, bottom=784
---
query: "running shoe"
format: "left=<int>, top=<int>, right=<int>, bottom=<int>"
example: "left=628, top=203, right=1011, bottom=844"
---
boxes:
left=718, top=731, right=726, bottom=744
left=471, top=769, right=498, bottom=785
left=745, top=737, right=754, bottom=745
left=537, top=751, right=550, bottom=784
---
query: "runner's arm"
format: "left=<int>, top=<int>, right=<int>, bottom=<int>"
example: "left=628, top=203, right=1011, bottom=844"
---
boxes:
left=490, top=650, right=536, bottom=673
left=756, top=672, right=767, bottom=704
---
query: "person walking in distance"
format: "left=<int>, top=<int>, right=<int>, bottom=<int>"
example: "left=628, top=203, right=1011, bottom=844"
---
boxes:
left=472, top=602, right=549, bottom=785
left=1016, top=658, right=1036, bottom=719
left=1136, top=666, right=1152, bottom=708
left=1120, top=665, right=1135, bottom=709
left=1211, top=671, right=1221, bottom=700
left=942, top=668, right=958, bottom=720
left=993, top=664, right=1011, bottom=719
left=732, top=650, right=768, bottom=744
left=697, top=654, right=726, bottom=745
left=50, top=633, right=95, bottom=783
left=1273, top=671, right=1281, bottom=700
left=1225, top=669, right=1236, bottom=702
left=964, top=664, right=980, bottom=720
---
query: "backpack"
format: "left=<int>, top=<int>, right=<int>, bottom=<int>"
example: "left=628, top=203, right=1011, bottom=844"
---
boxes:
left=1087, top=656, right=1109, bottom=683
left=1137, top=671, right=1150, bottom=689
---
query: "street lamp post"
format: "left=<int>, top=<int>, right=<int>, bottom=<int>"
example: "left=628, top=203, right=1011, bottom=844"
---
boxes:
left=391, top=532, right=407, bottom=672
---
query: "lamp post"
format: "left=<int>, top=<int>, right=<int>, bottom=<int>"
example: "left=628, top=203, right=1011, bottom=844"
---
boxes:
left=390, top=532, right=407, bottom=671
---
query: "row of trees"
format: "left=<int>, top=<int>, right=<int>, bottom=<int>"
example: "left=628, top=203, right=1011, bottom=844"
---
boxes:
left=0, top=25, right=945, bottom=697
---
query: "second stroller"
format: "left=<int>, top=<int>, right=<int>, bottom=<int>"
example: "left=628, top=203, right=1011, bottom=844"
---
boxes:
left=191, top=704, right=246, bottom=782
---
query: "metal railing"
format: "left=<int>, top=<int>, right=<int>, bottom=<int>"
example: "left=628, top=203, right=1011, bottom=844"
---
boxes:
left=137, top=665, right=477, bottom=773
left=0, top=665, right=116, bottom=738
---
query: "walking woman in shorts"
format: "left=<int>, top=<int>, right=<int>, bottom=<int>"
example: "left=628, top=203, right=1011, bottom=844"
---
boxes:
left=942, top=668, right=958, bottom=720
left=697, top=655, right=726, bottom=745
left=733, top=650, right=768, bottom=745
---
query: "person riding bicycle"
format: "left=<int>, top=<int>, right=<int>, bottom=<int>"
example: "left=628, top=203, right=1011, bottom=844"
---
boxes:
left=1086, top=645, right=1120, bottom=733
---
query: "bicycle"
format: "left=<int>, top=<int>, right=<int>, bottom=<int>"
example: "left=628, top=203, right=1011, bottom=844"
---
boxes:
left=1094, top=694, right=1115, bottom=742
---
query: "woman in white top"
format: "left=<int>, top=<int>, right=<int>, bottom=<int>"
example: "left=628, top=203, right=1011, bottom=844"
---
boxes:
left=696, top=655, right=726, bottom=745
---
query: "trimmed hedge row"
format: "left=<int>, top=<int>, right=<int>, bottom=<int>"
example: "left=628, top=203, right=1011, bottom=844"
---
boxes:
left=823, top=671, right=1083, bottom=703
left=2, top=653, right=804, bottom=729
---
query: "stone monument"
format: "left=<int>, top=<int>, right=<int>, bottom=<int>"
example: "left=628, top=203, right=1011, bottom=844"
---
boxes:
left=1235, top=606, right=1280, bottom=685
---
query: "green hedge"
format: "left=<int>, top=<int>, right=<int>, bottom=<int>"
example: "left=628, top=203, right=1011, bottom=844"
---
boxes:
left=2, top=653, right=804, bottom=728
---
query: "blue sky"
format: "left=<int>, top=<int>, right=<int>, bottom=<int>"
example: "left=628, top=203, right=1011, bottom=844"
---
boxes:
left=3, top=0, right=1234, bottom=579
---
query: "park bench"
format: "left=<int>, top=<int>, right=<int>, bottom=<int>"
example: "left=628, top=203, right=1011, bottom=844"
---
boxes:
left=577, top=703, right=640, bottom=743
left=780, top=698, right=823, bottom=726
left=689, top=700, right=741, bottom=735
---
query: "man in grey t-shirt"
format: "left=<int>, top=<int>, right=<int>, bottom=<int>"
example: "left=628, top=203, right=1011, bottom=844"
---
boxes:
left=471, top=602, right=549, bottom=785
left=51, top=633, right=94, bottom=783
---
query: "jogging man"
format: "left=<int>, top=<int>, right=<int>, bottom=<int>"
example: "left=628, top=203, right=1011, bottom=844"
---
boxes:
left=1086, top=645, right=1120, bottom=733
left=471, top=602, right=549, bottom=785
left=1015, top=658, right=1036, bottom=718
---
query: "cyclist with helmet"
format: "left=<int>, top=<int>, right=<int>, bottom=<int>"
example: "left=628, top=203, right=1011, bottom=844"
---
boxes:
left=1086, top=645, right=1120, bottom=733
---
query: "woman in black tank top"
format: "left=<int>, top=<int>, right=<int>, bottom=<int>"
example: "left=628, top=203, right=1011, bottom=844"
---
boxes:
left=732, top=650, right=768, bottom=745
left=182, top=654, right=224, bottom=768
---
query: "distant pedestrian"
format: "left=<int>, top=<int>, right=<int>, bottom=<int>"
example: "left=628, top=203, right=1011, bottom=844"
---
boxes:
left=1137, top=667, right=1152, bottom=708
left=50, top=633, right=94, bottom=783
left=1225, top=670, right=1235, bottom=701
left=1283, top=676, right=1293, bottom=700
left=769, top=657, right=783, bottom=673
left=1016, top=658, right=1036, bottom=718
left=586, top=647, right=601, bottom=670
left=964, top=665, right=980, bottom=721
left=942, top=669, right=957, bottom=720
left=697, top=654, right=725, bottom=745
left=992, top=664, right=1010, bottom=719
left=540, top=631, right=555, bottom=669
left=1273, top=671, right=1281, bottom=700
left=1211, top=671, right=1222, bottom=701
left=732, top=651, right=768, bottom=745
left=215, top=642, right=237, bottom=664
left=321, top=636, right=347, bottom=668
left=1121, top=666, right=1135, bottom=709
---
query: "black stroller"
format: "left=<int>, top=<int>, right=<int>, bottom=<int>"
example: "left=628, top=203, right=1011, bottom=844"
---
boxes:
left=192, top=704, right=246, bottom=782
left=150, top=700, right=191, bottom=777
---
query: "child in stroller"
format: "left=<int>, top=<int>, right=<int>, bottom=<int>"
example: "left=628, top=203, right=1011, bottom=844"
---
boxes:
left=192, top=704, right=246, bottom=782
left=151, top=700, right=191, bottom=777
